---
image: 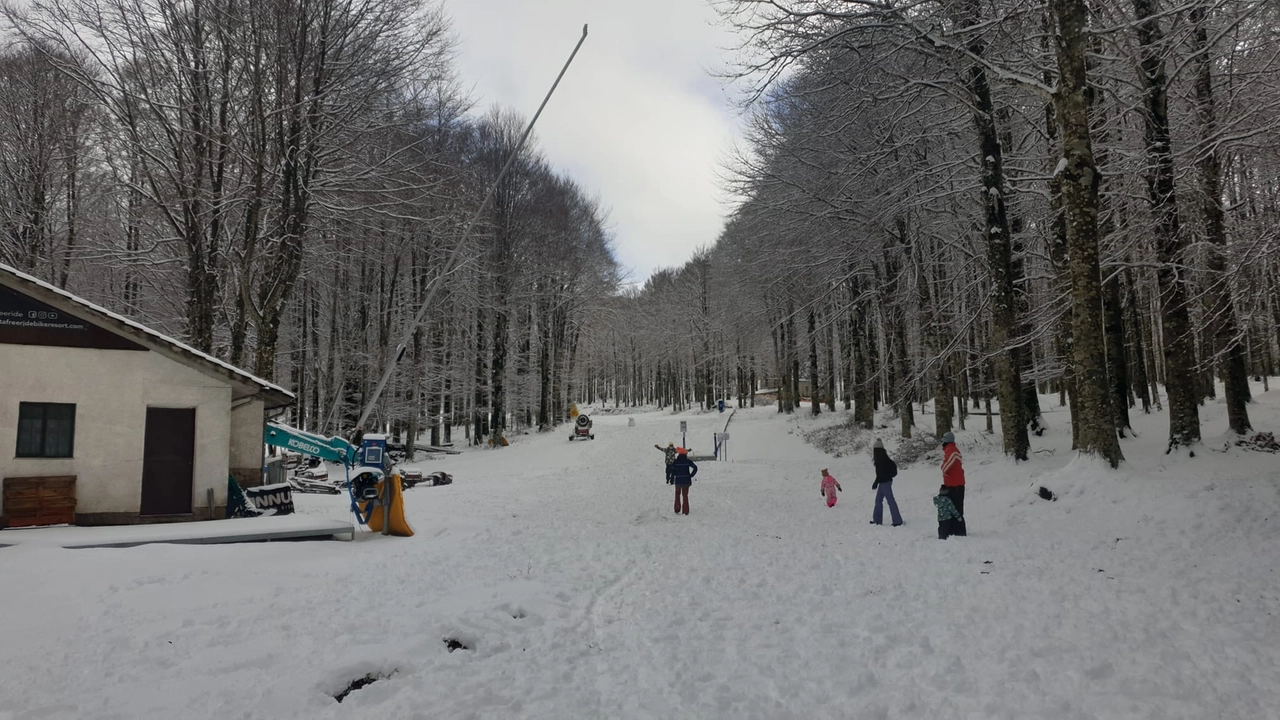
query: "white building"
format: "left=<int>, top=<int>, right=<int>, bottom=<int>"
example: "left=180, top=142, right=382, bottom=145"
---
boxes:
left=0, top=263, right=293, bottom=528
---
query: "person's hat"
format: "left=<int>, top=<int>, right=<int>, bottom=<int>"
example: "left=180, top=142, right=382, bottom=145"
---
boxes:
left=872, top=438, right=884, bottom=449
left=821, top=468, right=828, bottom=475
left=667, top=442, right=674, bottom=447
left=676, top=447, right=687, bottom=454
left=940, top=431, right=956, bottom=445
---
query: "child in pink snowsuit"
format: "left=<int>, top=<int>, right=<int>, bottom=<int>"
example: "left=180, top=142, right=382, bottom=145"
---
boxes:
left=821, top=469, right=842, bottom=508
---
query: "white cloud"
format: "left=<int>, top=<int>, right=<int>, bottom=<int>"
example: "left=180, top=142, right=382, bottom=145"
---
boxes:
left=442, top=0, right=745, bottom=283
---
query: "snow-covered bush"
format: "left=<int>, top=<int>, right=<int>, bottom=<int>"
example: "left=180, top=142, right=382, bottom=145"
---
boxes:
left=1235, top=431, right=1280, bottom=453
left=803, top=418, right=872, bottom=458
left=803, top=418, right=946, bottom=467
left=894, top=434, right=941, bottom=466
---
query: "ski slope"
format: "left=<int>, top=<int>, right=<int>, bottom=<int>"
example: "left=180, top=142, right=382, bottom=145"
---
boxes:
left=2, top=388, right=1279, bottom=719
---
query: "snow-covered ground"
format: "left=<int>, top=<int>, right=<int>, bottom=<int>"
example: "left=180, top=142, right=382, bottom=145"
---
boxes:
left=3, top=385, right=1280, bottom=719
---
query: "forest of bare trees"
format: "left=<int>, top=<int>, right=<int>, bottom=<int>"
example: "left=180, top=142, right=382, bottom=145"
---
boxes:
left=1, top=0, right=619, bottom=450
left=4, top=0, right=1278, bottom=462
left=580, top=0, right=1280, bottom=464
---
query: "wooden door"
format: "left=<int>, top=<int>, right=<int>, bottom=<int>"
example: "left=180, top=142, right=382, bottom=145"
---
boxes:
left=2, top=476, right=76, bottom=527
left=140, top=408, right=196, bottom=516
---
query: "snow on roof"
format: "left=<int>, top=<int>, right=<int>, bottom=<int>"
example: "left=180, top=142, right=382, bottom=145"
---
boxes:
left=0, top=262, right=294, bottom=404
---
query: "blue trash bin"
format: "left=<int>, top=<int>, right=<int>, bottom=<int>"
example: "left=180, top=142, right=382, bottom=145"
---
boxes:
left=718, top=399, right=725, bottom=413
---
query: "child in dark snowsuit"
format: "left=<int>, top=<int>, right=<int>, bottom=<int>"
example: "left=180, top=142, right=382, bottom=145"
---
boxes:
left=654, top=442, right=678, bottom=467
left=870, top=439, right=903, bottom=526
left=934, top=486, right=966, bottom=539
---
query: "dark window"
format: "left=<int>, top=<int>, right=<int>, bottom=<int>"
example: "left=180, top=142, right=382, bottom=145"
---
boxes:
left=16, top=402, right=76, bottom=458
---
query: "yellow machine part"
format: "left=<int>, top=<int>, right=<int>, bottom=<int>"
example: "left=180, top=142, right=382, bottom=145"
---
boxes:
left=569, top=403, right=579, bottom=418
left=360, top=474, right=415, bottom=537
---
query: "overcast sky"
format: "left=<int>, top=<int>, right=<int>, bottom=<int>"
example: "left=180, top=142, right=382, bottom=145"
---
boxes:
left=443, top=0, right=745, bottom=286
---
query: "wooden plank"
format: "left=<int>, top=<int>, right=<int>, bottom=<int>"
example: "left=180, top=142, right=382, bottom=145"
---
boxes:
left=38, top=485, right=75, bottom=500
left=37, top=492, right=76, bottom=504
left=6, top=489, right=44, bottom=501
left=3, top=476, right=77, bottom=528
left=5, top=489, right=42, bottom=501
left=5, top=476, right=77, bottom=486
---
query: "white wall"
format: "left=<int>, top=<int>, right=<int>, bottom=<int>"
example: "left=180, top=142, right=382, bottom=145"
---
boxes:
left=230, top=398, right=265, bottom=473
left=0, top=344, right=233, bottom=518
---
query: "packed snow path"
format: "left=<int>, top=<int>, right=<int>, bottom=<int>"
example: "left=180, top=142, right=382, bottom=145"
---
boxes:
left=2, top=395, right=1280, bottom=719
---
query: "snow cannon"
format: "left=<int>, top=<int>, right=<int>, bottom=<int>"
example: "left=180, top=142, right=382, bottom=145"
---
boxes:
left=262, top=422, right=410, bottom=535
left=570, top=414, right=595, bottom=441
left=350, top=468, right=384, bottom=504
left=352, top=467, right=414, bottom=537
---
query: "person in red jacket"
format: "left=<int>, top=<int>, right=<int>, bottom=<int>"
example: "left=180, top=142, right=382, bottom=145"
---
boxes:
left=940, top=431, right=967, bottom=536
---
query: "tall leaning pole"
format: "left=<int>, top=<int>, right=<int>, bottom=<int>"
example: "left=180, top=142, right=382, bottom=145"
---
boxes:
left=355, top=24, right=590, bottom=439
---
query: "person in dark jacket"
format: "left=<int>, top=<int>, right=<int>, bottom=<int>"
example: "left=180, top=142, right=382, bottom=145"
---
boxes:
left=870, top=439, right=903, bottom=526
left=666, top=447, right=698, bottom=515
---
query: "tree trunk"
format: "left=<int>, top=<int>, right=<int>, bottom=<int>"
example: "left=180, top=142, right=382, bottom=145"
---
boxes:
left=490, top=304, right=509, bottom=444
left=1051, top=0, right=1124, bottom=466
left=771, top=319, right=786, bottom=413
left=473, top=307, right=488, bottom=445
left=842, top=309, right=853, bottom=411
left=825, top=311, right=837, bottom=412
left=935, top=342, right=954, bottom=437
left=809, top=309, right=821, bottom=416
left=955, top=0, right=1028, bottom=459
left=1124, top=271, right=1151, bottom=413
left=538, top=311, right=552, bottom=428
left=1135, top=0, right=1201, bottom=452
left=1104, top=273, right=1132, bottom=435
left=788, top=303, right=800, bottom=413
left=59, top=131, right=78, bottom=289
left=1191, top=4, right=1251, bottom=434
left=897, top=316, right=913, bottom=439
left=443, top=336, right=454, bottom=446
left=853, top=293, right=875, bottom=429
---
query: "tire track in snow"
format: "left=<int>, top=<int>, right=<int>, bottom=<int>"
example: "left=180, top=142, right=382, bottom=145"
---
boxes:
left=580, top=558, right=640, bottom=716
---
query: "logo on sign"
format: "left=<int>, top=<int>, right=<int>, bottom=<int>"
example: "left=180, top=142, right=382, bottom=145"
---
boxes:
left=27, top=310, right=59, bottom=320
left=286, top=437, right=322, bottom=455
left=246, top=484, right=295, bottom=515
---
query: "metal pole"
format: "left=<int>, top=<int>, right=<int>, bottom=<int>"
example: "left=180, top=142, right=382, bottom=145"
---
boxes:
left=382, top=474, right=391, bottom=536
left=354, top=24, right=590, bottom=435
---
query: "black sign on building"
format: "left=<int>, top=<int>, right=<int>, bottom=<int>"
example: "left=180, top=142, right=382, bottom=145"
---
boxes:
left=0, top=285, right=145, bottom=351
